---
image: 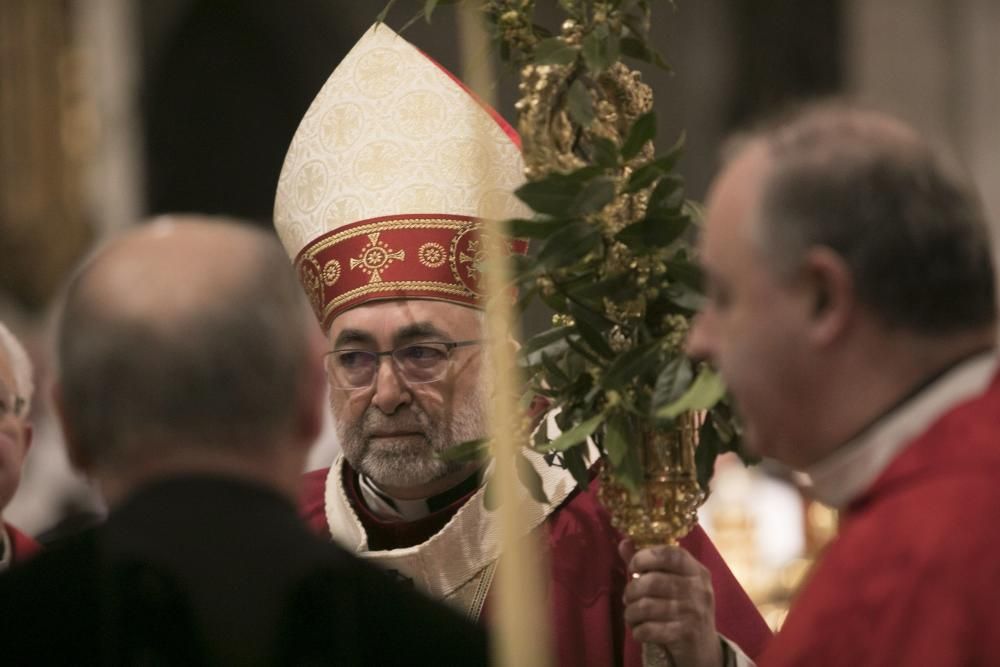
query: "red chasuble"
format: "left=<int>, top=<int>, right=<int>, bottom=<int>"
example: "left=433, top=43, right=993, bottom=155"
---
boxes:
left=761, top=372, right=1000, bottom=666
left=302, top=466, right=771, bottom=666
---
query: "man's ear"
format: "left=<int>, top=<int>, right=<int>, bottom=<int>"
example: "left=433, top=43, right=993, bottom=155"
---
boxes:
left=51, top=382, right=91, bottom=474
left=799, top=246, right=855, bottom=346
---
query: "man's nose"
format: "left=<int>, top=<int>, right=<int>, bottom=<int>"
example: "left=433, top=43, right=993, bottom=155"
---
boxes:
left=370, top=358, right=411, bottom=414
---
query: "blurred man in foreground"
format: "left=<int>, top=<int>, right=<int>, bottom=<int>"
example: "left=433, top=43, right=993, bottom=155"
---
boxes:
left=0, top=217, right=489, bottom=665
left=0, top=321, right=40, bottom=569
left=679, top=103, right=999, bottom=664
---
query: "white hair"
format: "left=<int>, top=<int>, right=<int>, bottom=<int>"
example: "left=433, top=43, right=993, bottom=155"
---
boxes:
left=0, top=321, right=34, bottom=415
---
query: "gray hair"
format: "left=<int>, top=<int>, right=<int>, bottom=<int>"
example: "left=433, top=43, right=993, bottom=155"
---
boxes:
left=56, top=225, right=315, bottom=468
left=0, top=321, right=34, bottom=415
left=744, top=102, right=996, bottom=335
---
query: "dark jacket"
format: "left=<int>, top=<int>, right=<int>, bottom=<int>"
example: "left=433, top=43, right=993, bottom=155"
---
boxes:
left=0, top=475, right=489, bottom=666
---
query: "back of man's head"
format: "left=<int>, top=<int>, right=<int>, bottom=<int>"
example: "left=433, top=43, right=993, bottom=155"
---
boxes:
left=745, top=102, right=996, bottom=336
left=56, top=217, right=323, bottom=486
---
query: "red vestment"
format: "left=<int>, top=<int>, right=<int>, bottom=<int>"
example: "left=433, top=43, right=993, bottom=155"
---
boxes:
left=302, top=465, right=771, bottom=666
left=761, top=372, right=1000, bottom=666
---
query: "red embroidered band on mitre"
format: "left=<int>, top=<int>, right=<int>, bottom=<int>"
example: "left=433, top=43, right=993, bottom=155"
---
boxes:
left=294, top=213, right=529, bottom=331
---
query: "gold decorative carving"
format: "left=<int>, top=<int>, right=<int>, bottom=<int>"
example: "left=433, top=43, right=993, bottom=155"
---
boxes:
left=458, top=238, right=484, bottom=281
left=597, top=413, right=706, bottom=549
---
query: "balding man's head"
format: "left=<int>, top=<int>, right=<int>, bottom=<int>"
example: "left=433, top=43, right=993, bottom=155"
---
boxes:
left=75, top=218, right=270, bottom=331
left=732, top=102, right=996, bottom=336
left=56, top=217, right=324, bottom=478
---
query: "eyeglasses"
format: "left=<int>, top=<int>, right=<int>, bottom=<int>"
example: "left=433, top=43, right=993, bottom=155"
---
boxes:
left=324, top=340, right=484, bottom=390
left=0, top=383, right=26, bottom=420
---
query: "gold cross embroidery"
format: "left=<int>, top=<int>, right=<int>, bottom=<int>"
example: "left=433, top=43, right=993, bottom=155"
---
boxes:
left=458, top=239, right=485, bottom=282
left=349, top=232, right=406, bottom=283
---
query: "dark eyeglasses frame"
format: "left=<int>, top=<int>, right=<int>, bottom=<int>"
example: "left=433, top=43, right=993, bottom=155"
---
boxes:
left=324, top=339, right=484, bottom=390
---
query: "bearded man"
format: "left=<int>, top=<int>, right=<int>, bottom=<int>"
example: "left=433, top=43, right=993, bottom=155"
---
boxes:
left=275, top=24, right=771, bottom=667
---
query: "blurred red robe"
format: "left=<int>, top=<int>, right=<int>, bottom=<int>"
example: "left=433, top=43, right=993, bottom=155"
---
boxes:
left=762, top=367, right=1000, bottom=666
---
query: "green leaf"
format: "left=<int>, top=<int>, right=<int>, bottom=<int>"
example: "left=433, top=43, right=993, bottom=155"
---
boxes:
left=569, top=310, right=615, bottom=359
left=621, top=10, right=650, bottom=39
left=439, top=438, right=490, bottom=462
left=515, top=451, right=549, bottom=503
left=651, top=356, right=694, bottom=412
left=566, top=334, right=607, bottom=366
left=695, top=417, right=722, bottom=491
left=711, top=408, right=737, bottom=444
left=683, top=198, right=704, bottom=224
left=515, top=168, right=601, bottom=216
left=517, top=180, right=581, bottom=217
left=521, top=326, right=573, bottom=356
left=611, top=438, right=644, bottom=495
left=655, top=366, right=727, bottom=419
left=567, top=79, right=595, bottom=127
left=666, top=256, right=703, bottom=290
left=506, top=218, right=569, bottom=240
left=620, top=36, right=653, bottom=64
left=539, top=412, right=605, bottom=452
left=650, top=49, right=673, bottom=72
left=423, top=0, right=439, bottom=22
left=600, top=339, right=662, bottom=388
left=581, top=29, right=620, bottom=71
left=567, top=296, right=614, bottom=332
left=539, top=287, right=568, bottom=314
left=375, top=0, right=399, bottom=24
left=534, top=37, right=580, bottom=66
left=647, top=174, right=685, bottom=215
left=572, top=271, right=632, bottom=300
left=634, top=133, right=685, bottom=198
left=571, top=177, right=616, bottom=216
left=663, top=282, right=704, bottom=311
left=603, top=412, right=632, bottom=467
left=621, top=111, right=656, bottom=161
left=537, top=222, right=601, bottom=266
left=531, top=23, right=554, bottom=39
left=615, top=215, right=688, bottom=250
left=540, top=351, right=570, bottom=387
left=558, top=0, right=585, bottom=20
left=590, top=137, right=619, bottom=169
left=624, top=156, right=682, bottom=194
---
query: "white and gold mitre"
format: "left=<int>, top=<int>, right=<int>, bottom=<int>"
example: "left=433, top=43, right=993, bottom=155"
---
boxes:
left=273, top=23, right=530, bottom=331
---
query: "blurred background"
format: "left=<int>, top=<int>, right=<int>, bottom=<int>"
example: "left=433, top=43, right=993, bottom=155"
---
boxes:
left=2, top=0, right=998, bottom=627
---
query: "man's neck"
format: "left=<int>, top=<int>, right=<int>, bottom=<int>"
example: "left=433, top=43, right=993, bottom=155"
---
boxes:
left=804, top=326, right=996, bottom=466
left=804, top=348, right=997, bottom=507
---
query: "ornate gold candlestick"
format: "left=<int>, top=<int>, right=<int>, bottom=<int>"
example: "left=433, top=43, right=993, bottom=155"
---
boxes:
left=598, top=412, right=704, bottom=548
left=598, top=412, right=706, bottom=666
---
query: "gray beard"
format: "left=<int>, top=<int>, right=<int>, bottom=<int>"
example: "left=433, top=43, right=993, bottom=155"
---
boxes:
left=332, top=386, right=489, bottom=490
